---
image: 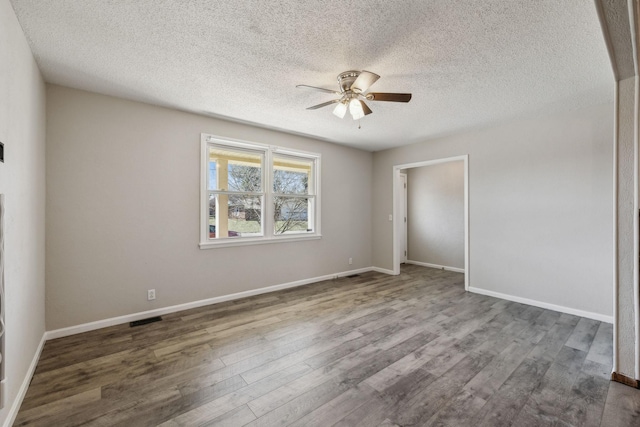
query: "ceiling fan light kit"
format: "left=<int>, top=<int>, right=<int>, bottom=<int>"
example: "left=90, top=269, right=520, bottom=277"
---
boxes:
left=333, top=101, right=347, bottom=118
left=349, top=99, right=365, bottom=120
left=298, top=70, right=412, bottom=121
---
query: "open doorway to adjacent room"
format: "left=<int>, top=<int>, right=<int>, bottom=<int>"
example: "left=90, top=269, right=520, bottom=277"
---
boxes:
left=392, top=155, right=469, bottom=290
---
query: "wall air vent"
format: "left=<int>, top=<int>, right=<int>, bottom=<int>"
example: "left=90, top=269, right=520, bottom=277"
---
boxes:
left=129, top=316, right=162, bottom=327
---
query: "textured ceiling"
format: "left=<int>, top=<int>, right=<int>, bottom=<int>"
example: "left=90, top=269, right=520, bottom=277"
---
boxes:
left=11, top=0, right=613, bottom=151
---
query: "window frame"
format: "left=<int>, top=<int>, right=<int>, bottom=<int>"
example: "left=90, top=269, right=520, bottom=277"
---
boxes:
left=200, top=134, right=321, bottom=249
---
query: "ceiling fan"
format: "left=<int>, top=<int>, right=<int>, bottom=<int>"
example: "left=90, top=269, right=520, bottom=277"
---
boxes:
left=297, top=70, right=412, bottom=120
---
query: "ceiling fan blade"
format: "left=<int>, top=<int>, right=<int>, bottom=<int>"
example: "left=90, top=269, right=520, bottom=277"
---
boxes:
left=306, top=99, right=340, bottom=110
left=366, top=92, right=412, bottom=102
left=361, top=101, right=373, bottom=116
left=296, top=84, right=341, bottom=95
left=351, top=71, right=380, bottom=93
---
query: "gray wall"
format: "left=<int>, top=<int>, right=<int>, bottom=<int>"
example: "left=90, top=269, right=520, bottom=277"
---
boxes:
left=373, top=102, right=614, bottom=318
left=407, top=161, right=464, bottom=270
left=45, top=85, right=373, bottom=330
left=0, top=0, right=47, bottom=424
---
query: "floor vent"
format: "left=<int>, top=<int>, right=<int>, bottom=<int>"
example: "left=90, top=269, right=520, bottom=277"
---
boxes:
left=130, top=316, right=162, bottom=327
left=346, top=274, right=360, bottom=278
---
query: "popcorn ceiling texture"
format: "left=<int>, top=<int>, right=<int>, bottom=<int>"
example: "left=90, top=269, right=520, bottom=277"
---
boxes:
left=10, top=0, right=613, bottom=151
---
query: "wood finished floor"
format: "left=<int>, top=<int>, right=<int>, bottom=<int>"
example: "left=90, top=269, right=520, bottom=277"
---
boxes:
left=15, top=265, right=640, bottom=426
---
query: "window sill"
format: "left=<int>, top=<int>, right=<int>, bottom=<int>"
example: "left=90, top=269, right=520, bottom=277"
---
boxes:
left=199, top=234, right=322, bottom=249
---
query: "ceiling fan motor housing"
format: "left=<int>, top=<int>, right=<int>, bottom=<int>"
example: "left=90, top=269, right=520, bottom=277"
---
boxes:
left=337, top=70, right=360, bottom=93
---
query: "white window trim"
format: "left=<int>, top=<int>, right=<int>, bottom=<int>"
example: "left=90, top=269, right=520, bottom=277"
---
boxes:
left=199, top=134, right=321, bottom=249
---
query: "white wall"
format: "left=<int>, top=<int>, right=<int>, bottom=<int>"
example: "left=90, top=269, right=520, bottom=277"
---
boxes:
left=45, top=85, right=373, bottom=330
left=0, top=0, right=47, bottom=425
left=615, top=76, right=637, bottom=378
left=373, top=102, right=614, bottom=319
left=407, top=161, right=464, bottom=270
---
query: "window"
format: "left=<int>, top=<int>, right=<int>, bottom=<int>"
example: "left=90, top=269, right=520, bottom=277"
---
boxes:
left=273, top=155, right=315, bottom=235
left=200, top=135, right=320, bottom=248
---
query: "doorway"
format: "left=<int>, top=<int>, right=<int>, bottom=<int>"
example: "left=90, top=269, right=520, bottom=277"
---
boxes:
left=392, top=155, right=469, bottom=290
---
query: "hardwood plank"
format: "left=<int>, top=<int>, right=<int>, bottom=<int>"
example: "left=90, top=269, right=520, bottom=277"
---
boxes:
left=600, top=380, right=640, bottom=427
left=364, top=334, right=457, bottom=391
left=287, top=384, right=376, bottom=427
left=201, top=404, right=256, bottom=427
left=303, top=322, right=414, bottom=370
left=532, top=309, right=562, bottom=331
left=239, top=330, right=362, bottom=384
left=389, top=352, right=494, bottom=426
left=527, top=321, right=577, bottom=362
left=248, top=330, right=434, bottom=419
left=464, top=338, right=541, bottom=401
left=473, top=358, right=552, bottom=427
left=332, top=394, right=395, bottom=427
left=99, top=344, right=226, bottom=400
left=565, top=317, right=600, bottom=352
left=106, top=376, right=246, bottom=427
left=13, top=388, right=101, bottom=426
left=159, top=363, right=311, bottom=426
left=581, top=359, right=612, bottom=380
left=245, top=377, right=348, bottom=426
left=511, top=403, right=573, bottom=427
left=511, top=346, right=587, bottom=426
left=587, top=322, right=613, bottom=367
left=558, top=370, right=610, bottom=427
left=423, top=390, right=487, bottom=427
left=14, top=265, right=625, bottom=427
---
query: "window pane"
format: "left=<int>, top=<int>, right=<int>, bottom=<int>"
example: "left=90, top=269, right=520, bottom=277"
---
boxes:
left=209, top=146, right=262, bottom=192
left=228, top=194, right=262, bottom=235
left=208, top=161, right=217, bottom=191
left=274, top=196, right=312, bottom=234
left=210, top=193, right=262, bottom=239
left=208, top=193, right=217, bottom=239
left=273, top=156, right=312, bottom=195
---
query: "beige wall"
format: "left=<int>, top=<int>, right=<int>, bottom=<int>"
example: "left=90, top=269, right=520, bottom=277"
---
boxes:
left=407, top=161, right=464, bottom=270
left=0, top=0, right=47, bottom=424
left=45, top=85, right=373, bottom=330
left=373, top=102, right=614, bottom=319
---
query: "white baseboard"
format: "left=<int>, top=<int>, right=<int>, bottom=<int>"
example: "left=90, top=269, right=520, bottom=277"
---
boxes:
left=468, top=286, right=614, bottom=324
left=371, top=266, right=396, bottom=275
left=406, top=260, right=465, bottom=273
left=3, top=333, right=47, bottom=427
left=46, top=266, right=376, bottom=340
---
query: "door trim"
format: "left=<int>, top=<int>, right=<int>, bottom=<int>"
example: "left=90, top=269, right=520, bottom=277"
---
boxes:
left=400, top=173, right=407, bottom=264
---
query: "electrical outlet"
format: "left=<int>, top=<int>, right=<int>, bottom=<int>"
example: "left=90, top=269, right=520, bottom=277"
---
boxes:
left=348, top=257, right=353, bottom=265
left=147, top=289, right=156, bottom=301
